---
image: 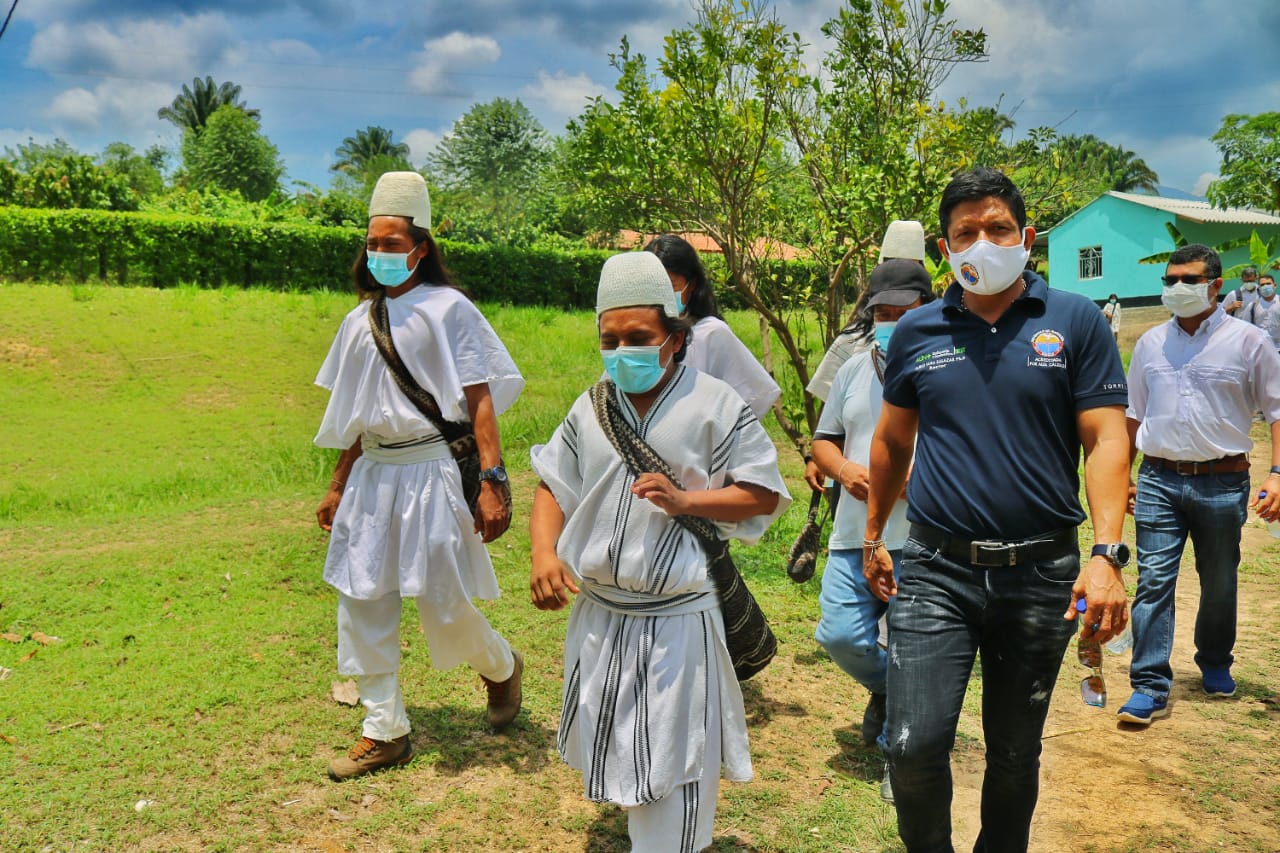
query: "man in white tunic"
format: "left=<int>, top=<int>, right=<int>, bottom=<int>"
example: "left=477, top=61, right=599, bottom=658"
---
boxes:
left=529, top=252, right=791, bottom=852
left=315, top=172, right=526, bottom=780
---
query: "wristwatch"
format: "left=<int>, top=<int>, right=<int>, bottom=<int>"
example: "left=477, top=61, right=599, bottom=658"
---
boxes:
left=479, top=464, right=508, bottom=485
left=1091, top=543, right=1131, bottom=569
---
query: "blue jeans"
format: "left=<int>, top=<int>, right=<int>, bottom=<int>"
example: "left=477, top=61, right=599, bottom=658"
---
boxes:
left=886, top=537, right=1079, bottom=853
left=815, top=548, right=901, bottom=746
left=1130, top=462, right=1247, bottom=699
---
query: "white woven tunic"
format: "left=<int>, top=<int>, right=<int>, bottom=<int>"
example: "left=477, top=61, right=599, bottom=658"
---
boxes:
left=684, top=316, right=781, bottom=419
left=531, top=366, right=791, bottom=806
left=314, top=284, right=524, bottom=602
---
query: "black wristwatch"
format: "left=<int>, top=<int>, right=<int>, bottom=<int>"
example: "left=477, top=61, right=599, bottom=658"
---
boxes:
left=479, top=464, right=508, bottom=485
left=1091, top=543, right=1131, bottom=569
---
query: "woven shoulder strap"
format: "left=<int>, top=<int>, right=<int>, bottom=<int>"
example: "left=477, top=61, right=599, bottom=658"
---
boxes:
left=367, top=293, right=470, bottom=444
left=588, top=380, right=720, bottom=545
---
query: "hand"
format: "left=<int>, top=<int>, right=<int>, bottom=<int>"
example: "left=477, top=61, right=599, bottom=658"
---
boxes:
left=862, top=544, right=898, bottom=602
left=1249, top=473, right=1280, bottom=522
left=316, top=489, right=342, bottom=532
left=839, top=461, right=870, bottom=502
left=1126, top=479, right=1137, bottom=515
left=474, top=480, right=512, bottom=543
left=803, top=458, right=825, bottom=494
left=530, top=552, right=580, bottom=610
left=631, top=472, right=689, bottom=516
left=1066, top=556, right=1129, bottom=644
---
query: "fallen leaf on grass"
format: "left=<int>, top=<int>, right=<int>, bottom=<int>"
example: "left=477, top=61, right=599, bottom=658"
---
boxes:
left=327, top=808, right=351, bottom=822
left=17, top=649, right=37, bottom=664
left=815, top=777, right=834, bottom=796
left=134, top=800, right=155, bottom=812
left=0, top=666, right=11, bottom=681
left=331, top=679, right=359, bottom=706
left=30, top=632, right=60, bottom=646
left=360, top=795, right=376, bottom=808
left=1, top=733, right=16, bottom=744
left=1, top=633, right=21, bottom=643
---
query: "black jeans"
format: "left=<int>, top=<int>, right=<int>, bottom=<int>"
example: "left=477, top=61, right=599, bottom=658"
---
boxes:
left=886, top=537, right=1079, bottom=852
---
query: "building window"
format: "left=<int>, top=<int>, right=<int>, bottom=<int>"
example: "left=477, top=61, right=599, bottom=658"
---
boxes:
left=1079, top=245, right=1103, bottom=280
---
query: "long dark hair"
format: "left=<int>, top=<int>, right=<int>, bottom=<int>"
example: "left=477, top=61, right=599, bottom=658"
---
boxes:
left=644, top=234, right=722, bottom=321
left=352, top=220, right=459, bottom=299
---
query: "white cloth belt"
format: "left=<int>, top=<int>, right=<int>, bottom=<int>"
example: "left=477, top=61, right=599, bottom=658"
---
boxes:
left=580, top=580, right=717, bottom=617
left=360, top=434, right=452, bottom=465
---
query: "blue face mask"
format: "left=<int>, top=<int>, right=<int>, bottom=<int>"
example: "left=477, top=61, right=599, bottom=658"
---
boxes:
left=873, top=321, right=897, bottom=354
left=1262, top=284, right=1277, bottom=298
left=367, top=249, right=417, bottom=287
left=601, top=337, right=672, bottom=394
left=673, top=285, right=690, bottom=316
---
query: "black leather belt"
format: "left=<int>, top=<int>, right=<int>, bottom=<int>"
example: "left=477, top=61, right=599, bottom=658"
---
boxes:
left=1143, top=454, right=1249, bottom=475
left=909, top=523, right=1077, bottom=568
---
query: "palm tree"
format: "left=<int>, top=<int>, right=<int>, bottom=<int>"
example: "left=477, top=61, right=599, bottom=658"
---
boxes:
left=331, top=127, right=411, bottom=174
left=157, top=77, right=259, bottom=135
left=1106, top=147, right=1159, bottom=194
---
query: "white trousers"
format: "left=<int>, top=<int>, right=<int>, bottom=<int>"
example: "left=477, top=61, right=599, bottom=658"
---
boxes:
left=337, top=592, right=514, bottom=741
left=625, top=699, right=721, bottom=853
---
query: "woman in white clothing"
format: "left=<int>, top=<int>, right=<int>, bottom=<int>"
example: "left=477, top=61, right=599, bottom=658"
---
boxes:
left=530, top=252, right=790, bottom=852
left=645, top=235, right=781, bottom=419
left=315, top=171, right=525, bottom=781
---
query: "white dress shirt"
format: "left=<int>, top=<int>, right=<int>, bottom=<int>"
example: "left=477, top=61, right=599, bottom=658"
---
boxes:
left=1128, top=307, right=1280, bottom=461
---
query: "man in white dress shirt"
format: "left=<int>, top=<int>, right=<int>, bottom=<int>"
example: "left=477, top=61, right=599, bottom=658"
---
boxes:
left=1119, top=244, right=1280, bottom=724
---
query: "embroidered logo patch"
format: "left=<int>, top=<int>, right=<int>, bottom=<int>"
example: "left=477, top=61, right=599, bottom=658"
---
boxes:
left=959, top=263, right=980, bottom=286
left=1028, top=329, right=1067, bottom=369
left=1031, top=330, right=1064, bottom=357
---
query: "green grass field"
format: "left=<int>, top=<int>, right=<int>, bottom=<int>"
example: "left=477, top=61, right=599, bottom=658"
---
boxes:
left=2, top=285, right=1277, bottom=852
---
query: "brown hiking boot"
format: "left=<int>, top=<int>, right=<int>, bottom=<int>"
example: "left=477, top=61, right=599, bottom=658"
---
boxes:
left=327, top=734, right=412, bottom=781
left=481, top=649, right=523, bottom=730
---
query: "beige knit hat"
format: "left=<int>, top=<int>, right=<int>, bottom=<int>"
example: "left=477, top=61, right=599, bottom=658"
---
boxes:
left=368, top=171, right=431, bottom=229
left=878, top=219, right=926, bottom=263
left=596, top=252, right=679, bottom=318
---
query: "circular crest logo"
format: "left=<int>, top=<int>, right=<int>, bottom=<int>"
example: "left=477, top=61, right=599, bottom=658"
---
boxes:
left=1031, top=329, right=1065, bottom=358
left=959, top=262, right=980, bottom=286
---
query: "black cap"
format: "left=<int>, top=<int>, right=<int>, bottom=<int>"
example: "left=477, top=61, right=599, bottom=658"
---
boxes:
left=865, top=259, right=933, bottom=308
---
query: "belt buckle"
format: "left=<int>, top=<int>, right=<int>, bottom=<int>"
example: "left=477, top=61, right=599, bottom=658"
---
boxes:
left=970, top=539, right=1016, bottom=567
left=1174, top=460, right=1197, bottom=475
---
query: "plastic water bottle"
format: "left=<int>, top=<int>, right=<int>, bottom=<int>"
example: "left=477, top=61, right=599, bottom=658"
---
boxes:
left=1258, top=491, right=1280, bottom=539
left=1105, top=622, right=1133, bottom=655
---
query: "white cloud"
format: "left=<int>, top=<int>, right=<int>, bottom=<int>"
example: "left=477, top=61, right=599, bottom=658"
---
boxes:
left=43, top=80, right=178, bottom=133
left=265, top=39, right=321, bottom=64
left=26, top=14, right=240, bottom=79
left=1193, top=173, right=1218, bottom=198
left=403, top=128, right=444, bottom=165
left=521, top=71, right=606, bottom=118
left=408, top=32, right=501, bottom=97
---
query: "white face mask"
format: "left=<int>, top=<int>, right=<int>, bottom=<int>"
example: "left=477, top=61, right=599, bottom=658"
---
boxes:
left=946, top=231, right=1030, bottom=296
left=1161, top=282, right=1213, bottom=318
left=1244, top=280, right=1258, bottom=292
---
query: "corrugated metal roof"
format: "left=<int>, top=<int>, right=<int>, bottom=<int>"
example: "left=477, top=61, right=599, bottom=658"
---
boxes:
left=1107, top=191, right=1280, bottom=226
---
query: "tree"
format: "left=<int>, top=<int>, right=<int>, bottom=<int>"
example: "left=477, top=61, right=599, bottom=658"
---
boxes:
left=158, top=76, right=260, bottom=135
left=1207, top=112, right=1280, bottom=213
left=182, top=104, right=283, bottom=201
left=779, top=0, right=988, bottom=354
left=99, top=142, right=164, bottom=200
left=428, top=98, right=551, bottom=240
left=2, top=138, right=136, bottom=210
left=332, top=126, right=411, bottom=177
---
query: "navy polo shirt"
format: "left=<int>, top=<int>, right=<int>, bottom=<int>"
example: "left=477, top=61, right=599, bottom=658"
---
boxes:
left=881, top=271, right=1127, bottom=540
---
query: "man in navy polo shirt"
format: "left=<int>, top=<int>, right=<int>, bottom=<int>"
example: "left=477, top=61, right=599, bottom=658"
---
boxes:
left=862, top=167, right=1131, bottom=852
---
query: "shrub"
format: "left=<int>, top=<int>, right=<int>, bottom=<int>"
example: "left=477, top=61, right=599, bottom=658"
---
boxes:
left=0, top=206, right=825, bottom=309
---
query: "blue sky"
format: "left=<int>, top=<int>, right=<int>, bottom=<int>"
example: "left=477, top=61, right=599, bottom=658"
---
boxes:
left=2, top=0, right=1276, bottom=202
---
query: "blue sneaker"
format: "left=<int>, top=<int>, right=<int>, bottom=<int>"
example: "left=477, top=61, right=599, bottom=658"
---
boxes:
left=1116, top=692, right=1169, bottom=725
left=1201, top=667, right=1236, bottom=698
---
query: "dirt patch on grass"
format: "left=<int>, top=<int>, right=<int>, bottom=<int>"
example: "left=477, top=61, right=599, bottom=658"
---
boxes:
left=0, top=339, right=55, bottom=366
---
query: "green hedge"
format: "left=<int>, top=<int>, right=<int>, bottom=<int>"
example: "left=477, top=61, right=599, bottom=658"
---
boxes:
left=0, top=206, right=827, bottom=310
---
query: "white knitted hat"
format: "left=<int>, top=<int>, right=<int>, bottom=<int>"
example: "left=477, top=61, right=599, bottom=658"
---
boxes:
left=878, top=219, right=926, bottom=263
left=596, top=252, right=679, bottom=317
left=368, top=171, right=431, bottom=229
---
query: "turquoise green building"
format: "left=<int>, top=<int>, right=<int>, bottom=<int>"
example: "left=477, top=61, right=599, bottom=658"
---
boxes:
left=1046, top=191, right=1280, bottom=305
